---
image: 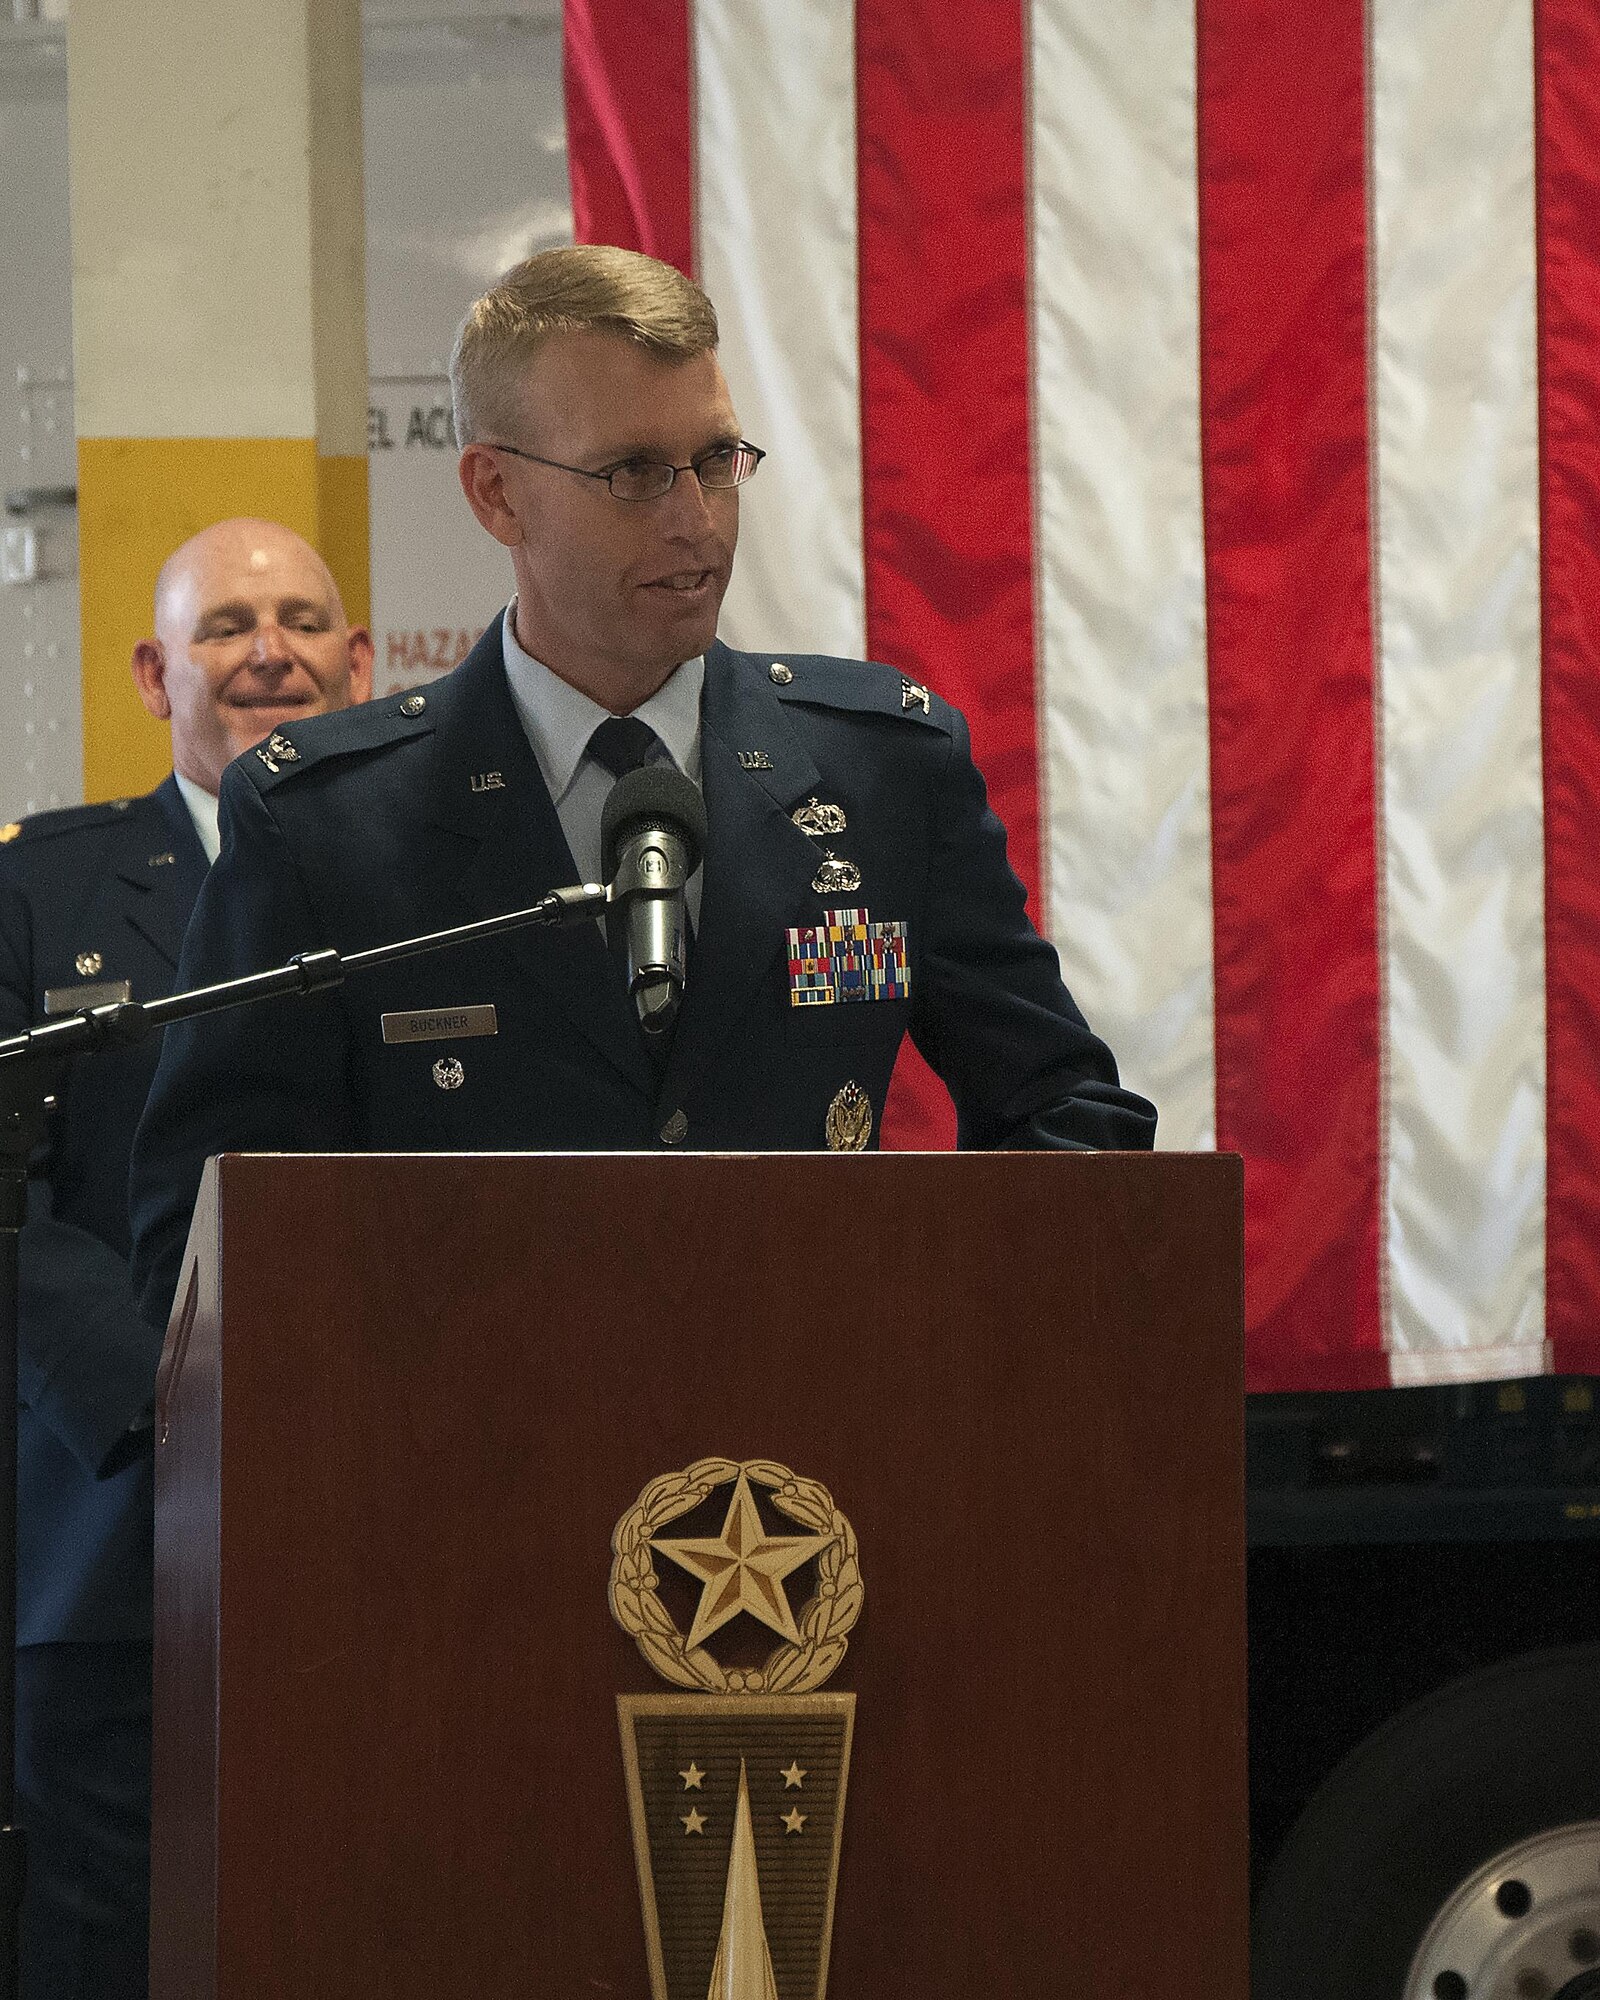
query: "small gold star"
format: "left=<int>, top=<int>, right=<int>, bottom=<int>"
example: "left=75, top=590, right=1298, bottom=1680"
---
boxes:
left=681, top=1808, right=707, bottom=1835
left=679, top=1763, right=705, bottom=1790
left=652, top=1469, right=834, bottom=1649
left=781, top=1807, right=806, bottom=1834
left=781, top=1761, right=806, bottom=1790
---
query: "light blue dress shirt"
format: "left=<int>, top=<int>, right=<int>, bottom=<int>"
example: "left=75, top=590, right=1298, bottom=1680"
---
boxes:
left=499, top=603, right=705, bottom=926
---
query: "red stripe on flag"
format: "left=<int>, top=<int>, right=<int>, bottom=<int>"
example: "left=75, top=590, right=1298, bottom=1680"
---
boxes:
left=856, top=1, right=1035, bottom=1150
left=1197, top=0, right=1387, bottom=1388
left=1536, top=0, right=1600, bottom=1374
left=563, top=0, right=696, bottom=274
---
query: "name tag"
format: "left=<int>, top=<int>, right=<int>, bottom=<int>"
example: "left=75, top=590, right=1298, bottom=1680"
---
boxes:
left=44, top=979, right=132, bottom=1014
left=381, top=1004, right=498, bottom=1045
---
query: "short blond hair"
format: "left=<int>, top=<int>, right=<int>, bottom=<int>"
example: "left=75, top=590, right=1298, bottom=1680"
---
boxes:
left=449, top=245, right=719, bottom=445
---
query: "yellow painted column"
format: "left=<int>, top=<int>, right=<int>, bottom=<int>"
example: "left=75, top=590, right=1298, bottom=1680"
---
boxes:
left=67, top=0, right=369, bottom=802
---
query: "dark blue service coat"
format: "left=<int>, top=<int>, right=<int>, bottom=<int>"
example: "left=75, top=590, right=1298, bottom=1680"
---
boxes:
left=0, top=778, right=206, bottom=1645
left=129, top=626, right=1156, bottom=1325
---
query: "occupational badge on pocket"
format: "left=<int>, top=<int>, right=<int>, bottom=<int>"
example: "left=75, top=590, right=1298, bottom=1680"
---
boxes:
left=810, top=851, right=861, bottom=896
left=792, top=796, right=847, bottom=838
left=825, top=1081, right=873, bottom=1151
left=787, top=908, right=909, bottom=1008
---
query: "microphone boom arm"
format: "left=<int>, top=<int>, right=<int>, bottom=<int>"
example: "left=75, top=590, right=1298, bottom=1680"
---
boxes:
left=0, top=881, right=609, bottom=1074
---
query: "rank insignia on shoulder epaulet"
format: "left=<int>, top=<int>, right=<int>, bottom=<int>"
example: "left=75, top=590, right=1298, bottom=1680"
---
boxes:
left=256, top=729, right=304, bottom=774
left=247, top=690, right=432, bottom=788
left=900, top=677, right=930, bottom=714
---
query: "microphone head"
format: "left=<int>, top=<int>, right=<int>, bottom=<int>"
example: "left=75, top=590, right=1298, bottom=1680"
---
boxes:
left=601, top=764, right=707, bottom=881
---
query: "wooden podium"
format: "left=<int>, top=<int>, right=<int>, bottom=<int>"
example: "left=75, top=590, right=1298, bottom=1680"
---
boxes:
left=151, top=1150, right=1245, bottom=1998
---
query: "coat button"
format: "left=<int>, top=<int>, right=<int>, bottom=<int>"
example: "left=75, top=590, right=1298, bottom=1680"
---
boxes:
left=660, top=1110, right=688, bottom=1144
left=768, top=662, right=793, bottom=686
left=400, top=694, right=427, bottom=717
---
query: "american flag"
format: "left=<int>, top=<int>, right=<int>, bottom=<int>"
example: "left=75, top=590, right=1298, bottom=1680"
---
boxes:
left=561, top=0, right=1600, bottom=1393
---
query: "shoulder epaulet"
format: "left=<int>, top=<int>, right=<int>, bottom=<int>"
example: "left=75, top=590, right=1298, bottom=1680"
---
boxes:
left=756, top=652, right=952, bottom=731
left=239, top=688, right=436, bottom=791
left=0, top=795, right=141, bottom=847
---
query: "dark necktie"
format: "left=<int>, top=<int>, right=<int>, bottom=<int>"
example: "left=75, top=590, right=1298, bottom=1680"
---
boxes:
left=586, top=714, right=661, bottom=781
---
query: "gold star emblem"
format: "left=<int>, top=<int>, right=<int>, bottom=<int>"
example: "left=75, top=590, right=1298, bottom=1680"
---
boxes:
left=681, top=1808, right=707, bottom=1835
left=781, top=1807, right=807, bottom=1834
left=652, top=1469, right=834, bottom=1650
left=679, top=1763, right=705, bottom=1790
left=781, top=1761, right=806, bottom=1790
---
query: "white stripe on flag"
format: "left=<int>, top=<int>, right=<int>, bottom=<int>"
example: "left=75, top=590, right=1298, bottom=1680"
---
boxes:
left=1370, top=0, right=1547, bottom=1381
left=692, top=0, right=867, bottom=661
left=1029, top=0, right=1215, bottom=1145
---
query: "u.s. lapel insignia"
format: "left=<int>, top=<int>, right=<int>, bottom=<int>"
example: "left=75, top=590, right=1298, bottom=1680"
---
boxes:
left=825, top=1080, right=873, bottom=1152
left=432, top=1056, right=466, bottom=1090
left=470, top=771, right=506, bottom=794
left=792, top=797, right=847, bottom=838
left=738, top=750, right=774, bottom=772
left=811, top=851, right=861, bottom=896
left=899, top=677, right=930, bottom=714
left=612, top=1458, right=860, bottom=2000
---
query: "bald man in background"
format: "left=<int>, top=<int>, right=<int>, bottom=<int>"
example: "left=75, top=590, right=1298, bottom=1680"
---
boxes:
left=0, top=519, right=370, bottom=1998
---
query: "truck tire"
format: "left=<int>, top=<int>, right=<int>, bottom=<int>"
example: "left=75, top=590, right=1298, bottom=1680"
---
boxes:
left=1252, top=1643, right=1600, bottom=1999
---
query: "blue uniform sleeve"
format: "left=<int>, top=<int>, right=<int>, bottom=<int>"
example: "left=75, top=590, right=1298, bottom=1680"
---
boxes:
left=17, top=1181, right=165, bottom=1476
left=909, top=708, right=1158, bottom=1151
left=0, top=876, right=164, bottom=1474
left=129, top=767, right=358, bottom=1328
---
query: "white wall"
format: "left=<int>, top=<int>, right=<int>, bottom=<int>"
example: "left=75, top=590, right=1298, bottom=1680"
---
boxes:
left=363, top=4, right=571, bottom=694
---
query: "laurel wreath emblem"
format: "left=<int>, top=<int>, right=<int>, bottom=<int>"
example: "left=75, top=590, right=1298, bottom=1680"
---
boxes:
left=609, top=1456, right=863, bottom=1695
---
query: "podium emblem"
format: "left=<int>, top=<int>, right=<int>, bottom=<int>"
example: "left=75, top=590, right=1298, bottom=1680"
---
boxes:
left=611, top=1458, right=862, bottom=2000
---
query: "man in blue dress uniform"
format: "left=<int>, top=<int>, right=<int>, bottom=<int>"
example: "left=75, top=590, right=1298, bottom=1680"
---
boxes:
left=129, top=247, right=1157, bottom=1332
left=0, top=518, right=371, bottom=1997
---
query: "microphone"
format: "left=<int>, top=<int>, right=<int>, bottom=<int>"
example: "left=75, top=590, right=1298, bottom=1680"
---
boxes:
left=600, top=765, right=707, bottom=1038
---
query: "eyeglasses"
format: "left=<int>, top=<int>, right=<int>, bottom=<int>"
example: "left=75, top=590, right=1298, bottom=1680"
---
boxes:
left=484, top=438, right=766, bottom=503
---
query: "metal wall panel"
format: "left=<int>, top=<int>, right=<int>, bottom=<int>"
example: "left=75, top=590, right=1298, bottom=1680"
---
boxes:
left=0, top=76, right=82, bottom=819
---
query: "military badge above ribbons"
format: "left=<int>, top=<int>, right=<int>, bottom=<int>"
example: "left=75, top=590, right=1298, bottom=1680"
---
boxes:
left=611, top=1458, right=862, bottom=2000
left=786, top=908, right=909, bottom=1007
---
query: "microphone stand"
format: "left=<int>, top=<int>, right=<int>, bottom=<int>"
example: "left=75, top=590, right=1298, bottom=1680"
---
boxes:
left=0, top=878, right=606, bottom=2000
